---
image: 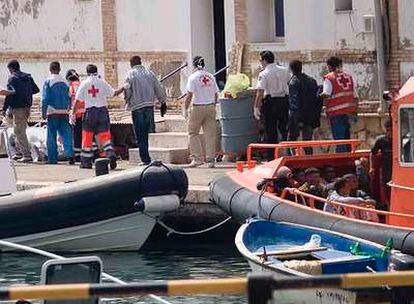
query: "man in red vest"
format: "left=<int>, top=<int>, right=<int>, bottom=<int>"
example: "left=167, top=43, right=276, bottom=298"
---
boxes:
left=321, top=56, right=358, bottom=153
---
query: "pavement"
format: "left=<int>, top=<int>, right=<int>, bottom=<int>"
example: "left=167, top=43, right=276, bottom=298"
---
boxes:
left=13, top=161, right=234, bottom=203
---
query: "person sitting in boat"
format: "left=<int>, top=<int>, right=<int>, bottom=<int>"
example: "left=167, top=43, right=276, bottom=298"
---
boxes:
left=257, top=166, right=299, bottom=196
left=293, top=169, right=306, bottom=187
left=343, top=173, right=374, bottom=202
left=355, top=157, right=371, bottom=195
left=324, top=177, right=377, bottom=221
left=322, top=166, right=337, bottom=184
left=298, top=168, right=329, bottom=209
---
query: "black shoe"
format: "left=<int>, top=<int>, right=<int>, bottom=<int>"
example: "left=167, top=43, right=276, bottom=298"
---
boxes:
left=68, top=157, right=75, bottom=165
left=110, top=158, right=117, bottom=170
left=80, top=163, right=93, bottom=169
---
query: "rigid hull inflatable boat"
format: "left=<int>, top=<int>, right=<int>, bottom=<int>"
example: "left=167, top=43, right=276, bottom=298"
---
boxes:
left=236, top=220, right=414, bottom=304
left=0, top=163, right=188, bottom=251
left=211, top=77, right=414, bottom=256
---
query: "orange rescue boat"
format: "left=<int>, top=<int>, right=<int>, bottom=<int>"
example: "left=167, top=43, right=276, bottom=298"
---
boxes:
left=210, top=77, right=414, bottom=256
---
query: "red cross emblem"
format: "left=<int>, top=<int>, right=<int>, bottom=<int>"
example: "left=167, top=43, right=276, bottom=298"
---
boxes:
left=88, top=85, right=100, bottom=98
left=336, top=73, right=352, bottom=90
left=200, top=75, right=211, bottom=86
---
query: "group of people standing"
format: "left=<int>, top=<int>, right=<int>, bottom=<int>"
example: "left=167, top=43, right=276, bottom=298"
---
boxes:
left=254, top=51, right=358, bottom=155
left=0, top=55, right=220, bottom=169
left=0, top=56, right=166, bottom=168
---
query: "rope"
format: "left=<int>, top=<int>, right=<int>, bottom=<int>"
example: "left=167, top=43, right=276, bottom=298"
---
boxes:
left=144, top=213, right=232, bottom=237
left=0, top=240, right=173, bottom=304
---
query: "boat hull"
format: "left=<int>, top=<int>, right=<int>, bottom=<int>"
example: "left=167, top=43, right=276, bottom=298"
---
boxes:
left=4, top=212, right=156, bottom=252
left=211, top=175, right=414, bottom=255
left=0, top=164, right=188, bottom=251
left=247, top=259, right=359, bottom=304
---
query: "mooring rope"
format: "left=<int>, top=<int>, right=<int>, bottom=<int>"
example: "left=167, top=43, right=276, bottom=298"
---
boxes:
left=144, top=213, right=232, bottom=237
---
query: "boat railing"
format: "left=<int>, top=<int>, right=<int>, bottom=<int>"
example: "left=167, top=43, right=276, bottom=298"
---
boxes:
left=246, top=140, right=361, bottom=162
left=281, top=188, right=414, bottom=226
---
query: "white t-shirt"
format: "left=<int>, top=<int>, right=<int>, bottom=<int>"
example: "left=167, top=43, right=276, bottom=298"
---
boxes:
left=256, top=63, right=290, bottom=97
left=75, top=75, right=115, bottom=109
left=186, top=69, right=219, bottom=105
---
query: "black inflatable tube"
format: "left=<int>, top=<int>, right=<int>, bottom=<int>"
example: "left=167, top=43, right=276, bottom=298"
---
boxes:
left=210, top=175, right=414, bottom=255
left=0, top=164, right=188, bottom=238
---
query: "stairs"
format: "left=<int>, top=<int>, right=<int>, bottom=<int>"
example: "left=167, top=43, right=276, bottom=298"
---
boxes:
left=129, top=115, right=191, bottom=165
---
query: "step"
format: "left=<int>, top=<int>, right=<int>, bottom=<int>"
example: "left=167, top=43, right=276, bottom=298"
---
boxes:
left=129, top=147, right=189, bottom=165
left=149, top=132, right=189, bottom=148
left=164, top=117, right=188, bottom=133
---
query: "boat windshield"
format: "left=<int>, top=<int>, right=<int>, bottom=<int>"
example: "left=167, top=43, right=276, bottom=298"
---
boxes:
left=400, top=106, right=414, bottom=163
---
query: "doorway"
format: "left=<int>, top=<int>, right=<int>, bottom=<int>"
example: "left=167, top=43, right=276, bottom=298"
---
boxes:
left=213, top=0, right=226, bottom=88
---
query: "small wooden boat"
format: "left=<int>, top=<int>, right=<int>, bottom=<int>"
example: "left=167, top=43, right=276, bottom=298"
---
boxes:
left=211, top=77, right=414, bottom=255
left=236, top=219, right=414, bottom=304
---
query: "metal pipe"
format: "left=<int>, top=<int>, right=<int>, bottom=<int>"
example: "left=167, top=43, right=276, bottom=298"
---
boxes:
left=160, top=63, right=188, bottom=83
left=177, top=65, right=230, bottom=100
left=374, top=0, right=386, bottom=113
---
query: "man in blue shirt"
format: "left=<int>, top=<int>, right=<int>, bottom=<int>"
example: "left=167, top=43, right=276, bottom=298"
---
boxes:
left=42, top=61, right=74, bottom=165
left=0, top=60, right=39, bottom=162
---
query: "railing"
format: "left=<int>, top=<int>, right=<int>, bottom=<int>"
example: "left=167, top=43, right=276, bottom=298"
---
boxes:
left=246, top=140, right=361, bottom=162
left=2, top=273, right=414, bottom=304
left=281, top=188, right=414, bottom=226
left=160, top=63, right=188, bottom=83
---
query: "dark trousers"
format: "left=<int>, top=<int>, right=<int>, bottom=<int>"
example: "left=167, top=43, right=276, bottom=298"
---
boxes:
left=288, top=118, right=314, bottom=155
left=132, top=107, right=154, bottom=164
left=329, top=114, right=351, bottom=153
left=263, top=96, right=289, bottom=159
left=73, top=117, right=83, bottom=160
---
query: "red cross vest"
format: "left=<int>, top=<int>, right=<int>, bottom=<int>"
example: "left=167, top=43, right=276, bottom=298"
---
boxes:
left=70, top=81, right=85, bottom=119
left=324, top=71, right=357, bottom=117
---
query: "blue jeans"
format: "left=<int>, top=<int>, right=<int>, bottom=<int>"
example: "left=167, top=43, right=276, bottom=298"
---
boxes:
left=329, top=114, right=351, bottom=153
left=47, top=116, right=74, bottom=163
left=132, top=107, right=154, bottom=164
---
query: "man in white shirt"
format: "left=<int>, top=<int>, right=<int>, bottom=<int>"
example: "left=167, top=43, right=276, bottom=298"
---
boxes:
left=184, top=56, right=219, bottom=168
left=73, top=64, right=123, bottom=169
left=254, top=51, right=290, bottom=160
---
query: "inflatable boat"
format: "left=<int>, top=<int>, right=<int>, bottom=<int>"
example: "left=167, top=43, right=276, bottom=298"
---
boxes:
left=211, top=77, right=414, bottom=256
left=236, top=219, right=414, bottom=304
left=0, top=161, right=188, bottom=252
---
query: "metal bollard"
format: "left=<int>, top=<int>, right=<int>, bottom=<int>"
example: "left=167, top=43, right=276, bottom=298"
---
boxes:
left=95, top=158, right=110, bottom=176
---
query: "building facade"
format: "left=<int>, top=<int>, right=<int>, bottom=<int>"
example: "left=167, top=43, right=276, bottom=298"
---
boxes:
left=0, top=0, right=413, bottom=105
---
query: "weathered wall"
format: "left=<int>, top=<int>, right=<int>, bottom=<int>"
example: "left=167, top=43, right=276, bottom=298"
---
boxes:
left=0, top=0, right=103, bottom=52
left=244, top=0, right=375, bottom=51
left=116, top=0, right=190, bottom=52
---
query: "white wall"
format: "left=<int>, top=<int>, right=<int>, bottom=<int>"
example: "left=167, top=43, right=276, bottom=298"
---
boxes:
left=399, top=0, right=414, bottom=48
left=189, top=0, right=215, bottom=73
left=245, top=0, right=375, bottom=51
left=0, top=0, right=103, bottom=52
left=224, top=0, right=236, bottom=52
left=116, top=0, right=191, bottom=52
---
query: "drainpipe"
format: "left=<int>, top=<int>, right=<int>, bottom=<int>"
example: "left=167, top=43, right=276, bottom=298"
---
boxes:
left=374, top=0, right=386, bottom=113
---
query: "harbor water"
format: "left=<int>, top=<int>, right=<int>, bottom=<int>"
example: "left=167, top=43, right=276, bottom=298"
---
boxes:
left=0, top=244, right=250, bottom=304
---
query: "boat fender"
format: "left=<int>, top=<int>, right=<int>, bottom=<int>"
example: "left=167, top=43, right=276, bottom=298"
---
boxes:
left=134, top=194, right=180, bottom=213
